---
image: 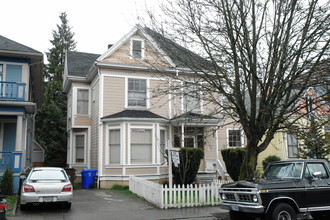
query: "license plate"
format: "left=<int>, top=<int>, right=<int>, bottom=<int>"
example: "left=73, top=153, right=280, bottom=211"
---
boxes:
left=231, top=204, right=239, bottom=211
left=43, top=197, right=53, bottom=202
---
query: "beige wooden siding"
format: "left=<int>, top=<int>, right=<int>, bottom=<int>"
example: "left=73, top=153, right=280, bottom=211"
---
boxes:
left=103, top=76, right=125, bottom=116
left=150, top=79, right=169, bottom=118
left=204, top=127, right=217, bottom=160
left=103, top=33, right=171, bottom=68
left=74, top=116, right=92, bottom=126
left=126, top=167, right=158, bottom=175
left=102, top=168, right=123, bottom=175
left=90, top=80, right=100, bottom=169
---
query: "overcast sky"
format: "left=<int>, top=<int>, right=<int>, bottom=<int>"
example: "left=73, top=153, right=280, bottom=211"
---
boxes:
left=1, top=0, right=161, bottom=58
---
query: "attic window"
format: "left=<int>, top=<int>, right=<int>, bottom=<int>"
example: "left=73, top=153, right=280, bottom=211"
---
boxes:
left=131, top=39, right=143, bottom=59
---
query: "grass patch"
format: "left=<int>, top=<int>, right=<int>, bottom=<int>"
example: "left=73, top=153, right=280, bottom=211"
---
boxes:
left=110, top=185, right=133, bottom=195
left=5, top=195, right=18, bottom=215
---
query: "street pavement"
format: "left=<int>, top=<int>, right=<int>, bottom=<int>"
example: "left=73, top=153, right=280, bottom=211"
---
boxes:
left=7, top=188, right=229, bottom=220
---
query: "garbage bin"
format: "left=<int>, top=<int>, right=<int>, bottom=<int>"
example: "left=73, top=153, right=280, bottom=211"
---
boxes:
left=64, top=168, right=76, bottom=184
left=81, top=169, right=98, bottom=189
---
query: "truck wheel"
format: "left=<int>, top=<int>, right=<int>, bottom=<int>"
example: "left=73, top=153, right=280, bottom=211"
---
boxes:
left=229, top=211, right=254, bottom=220
left=268, top=203, right=296, bottom=220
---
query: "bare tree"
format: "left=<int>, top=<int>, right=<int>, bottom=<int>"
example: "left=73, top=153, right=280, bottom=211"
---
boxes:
left=145, top=0, right=330, bottom=180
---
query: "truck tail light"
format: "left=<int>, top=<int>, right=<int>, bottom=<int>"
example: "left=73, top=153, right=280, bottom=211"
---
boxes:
left=62, top=184, right=72, bottom=192
left=23, top=184, right=35, bottom=192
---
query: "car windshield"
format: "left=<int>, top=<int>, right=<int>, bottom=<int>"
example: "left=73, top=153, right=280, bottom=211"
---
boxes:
left=29, top=170, right=67, bottom=180
left=263, top=162, right=303, bottom=179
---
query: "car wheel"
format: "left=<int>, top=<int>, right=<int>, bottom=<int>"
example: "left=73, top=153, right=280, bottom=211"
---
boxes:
left=20, top=203, right=28, bottom=211
left=268, top=203, right=296, bottom=220
left=229, top=210, right=255, bottom=220
left=311, top=211, right=330, bottom=220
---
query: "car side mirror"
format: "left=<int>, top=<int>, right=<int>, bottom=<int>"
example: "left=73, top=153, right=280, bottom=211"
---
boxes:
left=312, top=171, right=322, bottom=180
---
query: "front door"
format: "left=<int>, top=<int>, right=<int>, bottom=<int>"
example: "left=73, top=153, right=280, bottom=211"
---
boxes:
left=3, top=123, right=16, bottom=151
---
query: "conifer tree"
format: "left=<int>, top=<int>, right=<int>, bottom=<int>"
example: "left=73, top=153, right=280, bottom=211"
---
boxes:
left=35, top=12, right=76, bottom=167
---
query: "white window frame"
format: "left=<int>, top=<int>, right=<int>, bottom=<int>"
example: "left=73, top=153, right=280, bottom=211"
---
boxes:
left=126, top=78, right=149, bottom=108
left=130, top=38, right=145, bottom=59
left=128, top=124, right=155, bottom=165
left=226, top=128, right=244, bottom=147
left=159, top=127, right=168, bottom=164
left=73, top=132, right=87, bottom=164
left=286, top=132, right=299, bottom=158
left=74, top=87, right=90, bottom=116
left=106, top=126, right=121, bottom=165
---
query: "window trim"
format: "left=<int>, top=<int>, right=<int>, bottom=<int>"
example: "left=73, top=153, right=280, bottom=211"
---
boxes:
left=106, top=126, right=121, bottom=165
left=126, top=78, right=149, bottom=109
left=73, top=132, right=87, bottom=164
left=286, top=132, right=299, bottom=158
left=74, top=87, right=90, bottom=116
left=130, top=38, right=144, bottom=59
left=128, top=124, right=155, bottom=165
left=226, top=128, right=244, bottom=148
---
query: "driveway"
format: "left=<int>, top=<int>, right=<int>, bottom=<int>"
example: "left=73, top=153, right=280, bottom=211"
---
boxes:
left=8, top=189, right=229, bottom=220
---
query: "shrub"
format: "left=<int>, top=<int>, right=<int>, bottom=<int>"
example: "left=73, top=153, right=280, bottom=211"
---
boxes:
left=221, top=148, right=245, bottom=181
left=1, top=168, right=13, bottom=195
left=262, top=155, right=281, bottom=171
left=172, top=148, right=203, bottom=185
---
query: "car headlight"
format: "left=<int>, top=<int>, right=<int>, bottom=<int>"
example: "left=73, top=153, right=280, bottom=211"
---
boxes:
left=221, top=193, right=226, bottom=200
left=252, top=195, right=258, bottom=202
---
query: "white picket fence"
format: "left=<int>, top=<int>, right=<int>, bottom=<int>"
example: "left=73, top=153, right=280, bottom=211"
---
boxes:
left=129, top=175, right=229, bottom=209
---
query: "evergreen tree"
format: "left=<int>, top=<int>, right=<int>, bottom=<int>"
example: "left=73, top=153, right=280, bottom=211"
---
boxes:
left=35, top=12, right=76, bottom=167
left=298, top=118, right=330, bottom=159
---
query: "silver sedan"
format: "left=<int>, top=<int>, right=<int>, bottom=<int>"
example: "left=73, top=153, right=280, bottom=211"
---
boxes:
left=20, top=167, right=73, bottom=210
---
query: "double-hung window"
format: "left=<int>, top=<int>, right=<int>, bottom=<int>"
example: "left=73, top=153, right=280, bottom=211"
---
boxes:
left=75, top=134, right=86, bottom=163
left=77, top=89, right=89, bottom=115
left=131, top=129, right=152, bottom=163
left=109, top=129, right=120, bottom=164
left=287, top=133, right=299, bottom=158
left=228, top=129, right=243, bottom=147
left=128, top=79, right=147, bottom=107
left=131, top=39, right=143, bottom=59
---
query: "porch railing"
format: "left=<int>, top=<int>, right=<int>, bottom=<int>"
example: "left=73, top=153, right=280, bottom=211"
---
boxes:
left=0, top=81, right=26, bottom=101
left=0, top=151, right=22, bottom=173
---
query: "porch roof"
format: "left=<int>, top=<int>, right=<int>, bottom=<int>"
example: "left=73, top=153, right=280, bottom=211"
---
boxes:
left=170, top=112, right=221, bottom=127
left=101, top=109, right=168, bottom=123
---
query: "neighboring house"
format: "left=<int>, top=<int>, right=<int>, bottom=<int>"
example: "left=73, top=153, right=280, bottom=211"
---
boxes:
left=64, top=25, right=234, bottom=188
left=0, top=35, right=43, bottom=193
left=257, top=87, right=330, bottom=171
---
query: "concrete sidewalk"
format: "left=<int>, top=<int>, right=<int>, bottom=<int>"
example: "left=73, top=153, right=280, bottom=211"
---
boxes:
left=8, top=189, right=228, bottom=220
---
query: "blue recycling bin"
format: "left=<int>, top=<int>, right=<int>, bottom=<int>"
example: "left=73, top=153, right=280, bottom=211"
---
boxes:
left=81, top=169, right=98, bottom=189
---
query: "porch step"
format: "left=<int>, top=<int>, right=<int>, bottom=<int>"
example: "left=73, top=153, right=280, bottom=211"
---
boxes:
left=195, top=172, right=217, bottom=184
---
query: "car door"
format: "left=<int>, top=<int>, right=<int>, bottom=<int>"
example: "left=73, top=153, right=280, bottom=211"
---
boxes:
left=304, top=162, right=330, bottom=208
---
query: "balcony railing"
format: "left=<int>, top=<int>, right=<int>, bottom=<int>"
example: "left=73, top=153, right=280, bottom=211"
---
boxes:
left=0, top=151, right=22, bottom=173
left=0, top=81, right=26, bottom=101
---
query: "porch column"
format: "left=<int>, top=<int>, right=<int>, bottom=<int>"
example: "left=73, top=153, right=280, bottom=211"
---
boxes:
left=181, top=124, right=185, bottom=147
left=15, top=115, right=23, bottom=151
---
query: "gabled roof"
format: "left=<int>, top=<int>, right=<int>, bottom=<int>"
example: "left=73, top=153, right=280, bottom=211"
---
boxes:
left=102, top=109, right=168, bottom=122
left=143, top=27, right=211, bottom=70
left=66, top=51, right=100, bottom=77
left=0, top=35, right=41, bottom=54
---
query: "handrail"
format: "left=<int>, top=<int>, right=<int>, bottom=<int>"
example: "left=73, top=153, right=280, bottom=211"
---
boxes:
left=0, top=81, right=26, bottom=101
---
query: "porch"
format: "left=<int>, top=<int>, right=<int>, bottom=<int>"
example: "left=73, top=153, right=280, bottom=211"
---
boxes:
left=0, top=151, right=22, bottom=194
left=0, top=81, right=26, bottom=101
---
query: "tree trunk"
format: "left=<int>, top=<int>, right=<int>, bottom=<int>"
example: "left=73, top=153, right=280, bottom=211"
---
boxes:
left=240, top=141, right=259, bottom=181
